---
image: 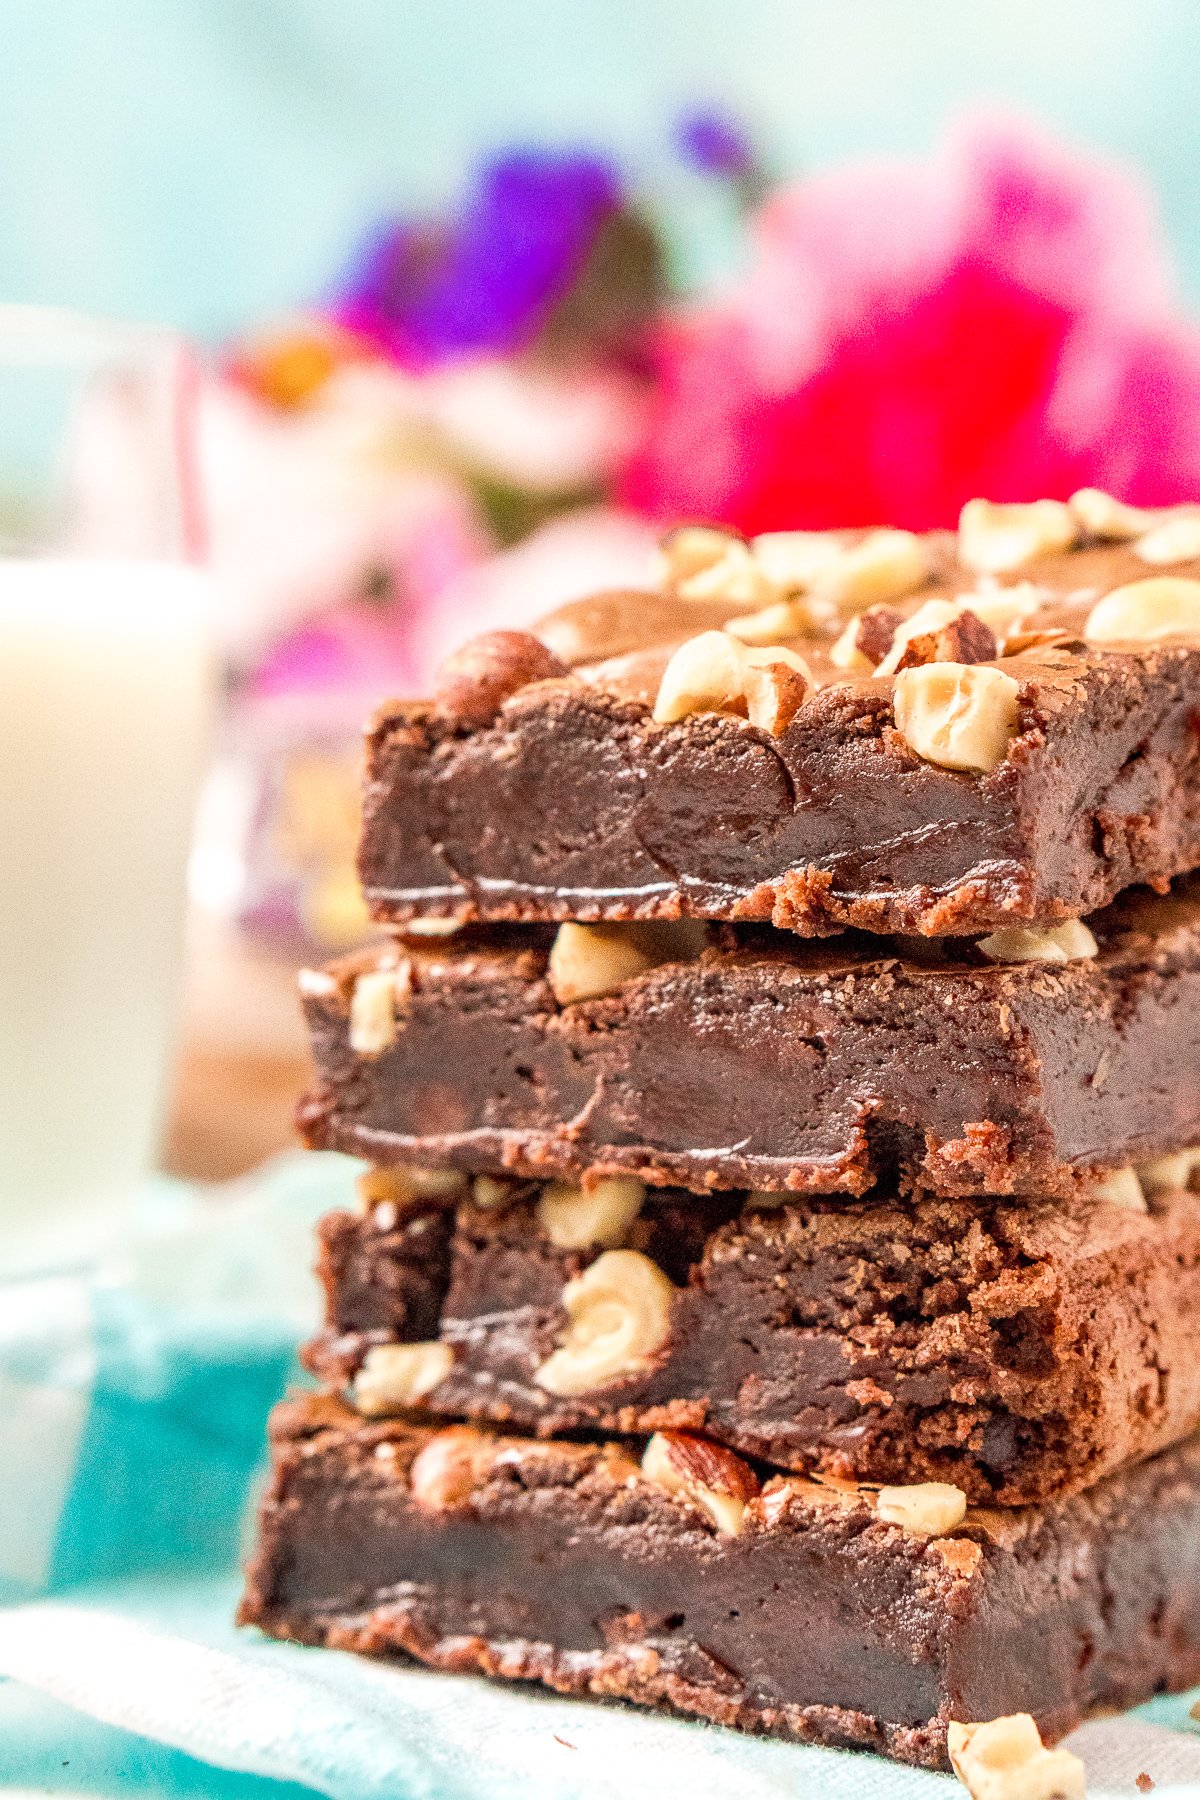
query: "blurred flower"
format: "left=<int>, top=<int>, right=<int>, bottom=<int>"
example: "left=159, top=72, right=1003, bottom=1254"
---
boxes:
left=623, top=116, right=1200, bottom=530
left=331, top=149, right=661, bottom=366
left=675, top=107, right=757, bottom=182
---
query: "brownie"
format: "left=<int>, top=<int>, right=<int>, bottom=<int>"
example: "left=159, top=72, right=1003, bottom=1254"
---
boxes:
left=305, top=1178, right=1200, bottom=1505
left=299, top=880, right=1200, bottom=1199
left=358, top=530, right=1200, bottom=938
left=241, top=1392, right=1200, bottom=1769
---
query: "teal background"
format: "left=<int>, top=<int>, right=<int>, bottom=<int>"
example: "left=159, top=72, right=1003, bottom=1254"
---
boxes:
left=4, top=0, right=1200, bottom=340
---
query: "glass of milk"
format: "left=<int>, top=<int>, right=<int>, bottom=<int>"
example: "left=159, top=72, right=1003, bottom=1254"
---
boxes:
left=0, top=307, right=214, bottom=1273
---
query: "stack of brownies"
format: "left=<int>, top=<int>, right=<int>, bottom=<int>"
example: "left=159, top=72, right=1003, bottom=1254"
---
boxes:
left=243, top=493, right=1200, bottom=1782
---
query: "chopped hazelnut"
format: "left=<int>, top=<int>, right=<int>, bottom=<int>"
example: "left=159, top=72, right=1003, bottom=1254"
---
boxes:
left=537, top=1177, right=645, bottom=1249
left=409, top=1425, right=495, bottom=1509
left=656, top=524, right=742, bottom=585
left=977, top=921, right=1098, bottom=965
left=653, top=630, right=809, bottom=734
left=676, top=540, right=777, bottom=608
left=1083, top=576, right=1200, bottom=643
left=1133, top=512, right=1200, bottom=566
left=947, top=1714, right=1086, bottom=1800
left=810, top=528, right=930, bottom=613
left=403, top=917, right=467, bottom=937
left=351, top=1341, right=453, bottom=1414
left=534, top=1250, right=675, bottom=1397
left=297, top=967, right=339, bottom=999
left=433, top=631, right=568, bottom=727
left=830, top=604, right=905, bottom=671
left=875, top=1481, right=967, bottom=1535
left=640, top=1430, right=760, bottom=1536
left=356, top=1166, right=467, bottom=1210
left=547, top=920, right=704, bottom=1005
left=349, top=962, right=412, bottom=1056
left=878, top=602, right=998, bottom=676
left=1092, top=1166, right=1147, bottom=1212
left=723, top=598, right=810, bottom=644
left=893, top=663, right=1021, bottom=774
left=1137, top=1147, right=1200, bottom=1196
left=964, top=584, right=1045, bottom=648
left=874, top=600, right=962, bottom=676
left=750, top=529, right=844, bottom=592
left=958, top=499, right=1077, bottom=575
left=471, top=1174, right=516, bottom=1210
left=1069, top=487, right=1159, bottom=541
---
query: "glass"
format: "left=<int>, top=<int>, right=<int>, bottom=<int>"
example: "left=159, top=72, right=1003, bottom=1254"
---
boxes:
left=0, top=306, right=213, bottom=1272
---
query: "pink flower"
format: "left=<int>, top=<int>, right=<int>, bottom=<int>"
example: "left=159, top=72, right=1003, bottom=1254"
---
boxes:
left=623, top=116, right=1200, bottom=531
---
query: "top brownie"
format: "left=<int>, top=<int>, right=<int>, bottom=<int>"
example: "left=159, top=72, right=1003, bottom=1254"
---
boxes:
left=360, top=495, right=1200, bottom=936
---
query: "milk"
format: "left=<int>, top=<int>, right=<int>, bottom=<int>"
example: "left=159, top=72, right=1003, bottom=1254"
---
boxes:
left=0, top=558, right=213, bottom=1268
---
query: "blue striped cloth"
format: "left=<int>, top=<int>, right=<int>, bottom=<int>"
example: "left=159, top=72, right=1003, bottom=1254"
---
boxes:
left=1, top=1152, right=1198, bottom=1798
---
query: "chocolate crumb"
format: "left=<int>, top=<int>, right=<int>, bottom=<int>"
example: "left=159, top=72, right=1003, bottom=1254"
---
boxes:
left=1136, top=1772, right=1154, bottom=1792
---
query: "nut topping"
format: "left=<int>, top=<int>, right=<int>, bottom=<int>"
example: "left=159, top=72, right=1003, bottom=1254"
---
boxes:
left=1134, top=512, right=1200, bottom=566
left=537, top=1177, right=645, bottom=1249
left=829, top=604, right=906, bottom=671
left=434, top=630, right=568, bottom=727
left=947, top=1715, right=1086, bottom=1800
left=977, top=921, right=1099, bottom=965
left=723, top=598, right=810, bottom=644
left=875, top=1481, right=968, bottom=1535
left=810, top=528, right=930, bottom=613
left=356, top=1165, right=467, bottom=1211
left=1092, top=1166, right=1147, bottom=1212
left=1137, top=1146, right=1200, bottom=1195
left=548, top=920, right=705, bottom=1005
left=349, top=962, right=412, bottom=1056
left=471, top=1174, right=517, bottom=1210
left=750, top=529, right=844, bottom=592
left=656, top=524, right=742, bottom=586
left=640, top=1430, right=760, bottom=1535
left=893, top=663, right=1021, bottom=774
left=876, top=599, right=997, bottom=677
left=964, top=584, right=1045, bottom=648
left=653, top=630, right=809, bottom=734
left=534, top=1250, right=675, bottom=1397
left=352, top=1341, right=454, bottom=1414
left=1069, top=487, right=1159, bottom=541
left=1084, top=576, right=1200, bottom=643
left=676, top=540, right=777, bottom=609
left=958, top=499, right=1077, bottom=575
left=410, top=1425, right=495, bottom=1509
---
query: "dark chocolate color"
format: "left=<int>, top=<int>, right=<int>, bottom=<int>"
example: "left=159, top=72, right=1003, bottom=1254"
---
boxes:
left=306, top=1182, right=1200, bottom=1505
left=241, top=1394, right=1200, bottom=1769
left=299, top=882, right=1200, bottom=1198
left=357, top=540, right=1200, bottom=937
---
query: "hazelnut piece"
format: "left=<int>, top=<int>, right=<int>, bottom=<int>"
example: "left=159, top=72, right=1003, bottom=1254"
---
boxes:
left=876, top=1481, right=968, bottom=1535
left=434, top=631, right=568, bottom=727
left=723, top=598, right=810, bottom=644
left=964, top=584, right=1045, bottom=648
left=1069, top=487, right=1159, bottom=541
left=1092, top=1166, right=1147, bottom=1212
left=958, top=499, right=1077, bottom=575
left=893, top=663, right=1021, bottom=774
left=351, top=1341, right=454, bottom=1415
left=653, top=631, right=809, bottom=734
left=656, top=524, right=742, bottom=586
left=537, top=1177, right=645, bottom=1249
left=1084, top=576, right=1200, bottom=643
left=640, top=1430, right=760, bottom=1536
left=947, top=1715, right=1085, bottom=1800
left=1137, top=1146, right=1200, bottom=1196
left=676, top=540, right=777, bottom=609
left=409, top=1425, right=495, bottom=1509
left=811, top=528, right=930, bottom=613
left=471, top=1174, right=517, bottom=1210
left=534, top=1250, right=675, bottom=1396
left=1133, top=512, right=1200, bottom=566
left=977, top=921, right=1098, bottom=965
left=750, top=529, right=844, bottom=592
left=548, top=922, right=658, bottom=1004
left=829, top=604, right=905, bottom=671
left=892, top=608, right=998, bottom=672
left=349, top=962, right=412, bottom=1056
left=356, top=1165, right=467, bottom=1211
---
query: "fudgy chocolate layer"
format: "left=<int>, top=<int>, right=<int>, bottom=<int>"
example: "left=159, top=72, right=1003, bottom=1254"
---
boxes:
left=299, top=882, right=1200, bottom=1198
left=306, top=1180, right=1200, bottom=1505
left=241, top=1394, right=1200, bottom=1769
left=359, top=538, right=1200, bottom=937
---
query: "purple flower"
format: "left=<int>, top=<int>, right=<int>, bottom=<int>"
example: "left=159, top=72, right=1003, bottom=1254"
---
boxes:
left=674, top=107, right=757, bottom=181
left=332, top=150, right=624, bottom=364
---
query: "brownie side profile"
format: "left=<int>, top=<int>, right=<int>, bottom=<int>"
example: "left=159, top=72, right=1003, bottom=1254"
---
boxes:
left=298, top=882, right=1200, bottom=1199
left=304, top=1181, right=1200, bottom=1505
left=240, top=1395, right=1200, bottom=1769
left=358, top=531, right=1200, bottom=939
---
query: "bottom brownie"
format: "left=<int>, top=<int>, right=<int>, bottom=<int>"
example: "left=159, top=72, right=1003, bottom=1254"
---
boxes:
left=240, top=1394, right=1200, bottom=1770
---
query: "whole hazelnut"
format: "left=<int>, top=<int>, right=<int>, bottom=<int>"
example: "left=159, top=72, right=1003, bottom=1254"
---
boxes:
left=433, top=631, right=568, bottom=727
